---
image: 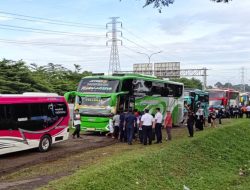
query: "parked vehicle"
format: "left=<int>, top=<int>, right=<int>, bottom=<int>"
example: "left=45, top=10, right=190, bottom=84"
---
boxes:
left=0, top=93, right=70, bottom=155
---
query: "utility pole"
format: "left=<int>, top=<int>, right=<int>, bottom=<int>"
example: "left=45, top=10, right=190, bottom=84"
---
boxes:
left=136, top=51, right=162, bottom=76
left=106, top=17, right=122, bottom=74
left=203, top=67, right=208, bottom=90
left=240, top=67, right=245, bottom=92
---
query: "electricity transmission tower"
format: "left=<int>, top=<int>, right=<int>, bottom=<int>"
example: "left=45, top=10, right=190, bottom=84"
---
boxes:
left=106, top=17, right=122, bottom=74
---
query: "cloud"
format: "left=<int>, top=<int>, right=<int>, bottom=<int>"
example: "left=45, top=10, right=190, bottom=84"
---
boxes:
left=0, top=14, right=13, bottom=21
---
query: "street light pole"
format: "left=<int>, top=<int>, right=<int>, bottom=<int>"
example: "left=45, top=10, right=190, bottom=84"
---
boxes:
left=136, top=51, right=162, bottom=75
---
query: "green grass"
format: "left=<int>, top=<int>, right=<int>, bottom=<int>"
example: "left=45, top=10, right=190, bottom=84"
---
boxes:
left=42, top=119, right=250, bottom=190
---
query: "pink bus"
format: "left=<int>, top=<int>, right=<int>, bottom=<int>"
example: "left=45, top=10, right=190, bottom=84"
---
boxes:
left=0, top=93, right=70, bottom=155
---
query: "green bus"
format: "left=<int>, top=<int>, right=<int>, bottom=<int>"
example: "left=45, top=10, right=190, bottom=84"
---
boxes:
left=64, top=74, right=184, bottom=132
left=184, top=89, right=209, bottom=117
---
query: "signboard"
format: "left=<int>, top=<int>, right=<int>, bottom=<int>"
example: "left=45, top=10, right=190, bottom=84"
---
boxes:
left=78, top=79, right=119, bottom=93
left=133, top=63, right=153, bottom=75
left=154, top=62, right=180, bottom=78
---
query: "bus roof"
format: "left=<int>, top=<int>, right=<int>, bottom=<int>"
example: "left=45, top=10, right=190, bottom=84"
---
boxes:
left=0, top=93, right=65, bottom=104
left=207, top=88, right=239, bottom=93
left=0, top=92, right=59, bottom=97
left=82, top=74, right=184, bottom=86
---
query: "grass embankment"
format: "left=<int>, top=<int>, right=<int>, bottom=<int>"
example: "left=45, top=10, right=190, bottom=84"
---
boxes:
left=43, top=119, right=250, bottom=190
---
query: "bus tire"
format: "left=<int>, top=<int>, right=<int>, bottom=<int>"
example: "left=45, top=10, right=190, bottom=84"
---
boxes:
left=39, top=135, right=51, bottom=152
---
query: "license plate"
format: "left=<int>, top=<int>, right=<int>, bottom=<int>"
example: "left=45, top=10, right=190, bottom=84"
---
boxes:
left=87, top=128, right=96, bottom=131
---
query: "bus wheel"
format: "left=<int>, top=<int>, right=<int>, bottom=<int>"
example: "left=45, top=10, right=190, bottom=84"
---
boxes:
left=39, top=135, right=51, bottom=152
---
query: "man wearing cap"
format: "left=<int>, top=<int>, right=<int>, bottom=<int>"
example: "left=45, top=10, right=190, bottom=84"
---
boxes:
left=140, top=109, right=154, bottom=145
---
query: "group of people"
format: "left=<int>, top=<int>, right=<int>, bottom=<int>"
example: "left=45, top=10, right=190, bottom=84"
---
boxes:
left=72, top=103, right=250, bottom=141
left=107, top=108, right=173, bottom=145
left=184, top=104, right=218, bottom=138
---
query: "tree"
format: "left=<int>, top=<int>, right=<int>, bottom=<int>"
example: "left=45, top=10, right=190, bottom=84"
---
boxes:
left=0, top=59, right=92, bottom=95
left=143, top=0, right=232, bottom=12
left=172, top=77, right=203, bottom=90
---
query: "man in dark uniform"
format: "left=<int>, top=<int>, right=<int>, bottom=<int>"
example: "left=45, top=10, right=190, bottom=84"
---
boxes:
left=187, top=110, right=195, bottom=137
left=125, top=108, right=136, bottom=145
left=119, top=111, right=126, bottom=142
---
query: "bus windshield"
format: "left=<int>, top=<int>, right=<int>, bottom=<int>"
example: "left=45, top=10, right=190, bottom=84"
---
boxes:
left=209, top=91, right=225, bottom=98
left=78, top=78, right=119, bottom=93
left=209, top=100, right=223, bottom=107
left=77, top=96, right=112, bottom=116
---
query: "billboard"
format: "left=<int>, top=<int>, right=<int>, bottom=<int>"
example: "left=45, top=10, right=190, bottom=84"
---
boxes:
left=133, top=62, right=180, bottom=78
left=154, top=62, right=180, bottom=78
left=133, top=63, right=153, bottom=75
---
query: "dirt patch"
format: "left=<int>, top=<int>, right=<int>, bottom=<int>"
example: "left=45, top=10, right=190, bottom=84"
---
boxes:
left=0, top=133, right=115, bottom=177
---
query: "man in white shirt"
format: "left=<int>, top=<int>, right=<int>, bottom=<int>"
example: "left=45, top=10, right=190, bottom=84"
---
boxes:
left=140, top=109, right=154, bottom=145
left=72, top=109, right=81, bottom=139
left=113, top=112, right=120, bottom=139
left=154, top=108, right=163, bottom=143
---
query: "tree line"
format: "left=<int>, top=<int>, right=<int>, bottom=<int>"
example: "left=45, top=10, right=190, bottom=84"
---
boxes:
left=0, top=59, right=91, bottom=95
left=0, top=59, right=206, bottom=95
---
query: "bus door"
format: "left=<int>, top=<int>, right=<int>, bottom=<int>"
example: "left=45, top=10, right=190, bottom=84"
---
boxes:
left=118, top=94, right=135, bottom=112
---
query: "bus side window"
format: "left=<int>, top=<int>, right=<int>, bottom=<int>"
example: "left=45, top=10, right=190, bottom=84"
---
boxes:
left=0, top=105, right=15, bottom=130
left=121, top=79, right=133, bottom=95
left=0, top=105, right=5, bottom=130
left=12, top=104, right=29, bottom=130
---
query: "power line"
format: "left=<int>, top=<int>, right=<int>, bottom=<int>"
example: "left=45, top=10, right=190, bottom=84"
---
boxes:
left=0, top=10, right=105, bottom=29
left=0, top=24, right=106, bottom=38
left=122, top=36, right=150, bottom=52
left=0, top=38, right=107, bottom=47
left=123, top=28, right=158, bottom=50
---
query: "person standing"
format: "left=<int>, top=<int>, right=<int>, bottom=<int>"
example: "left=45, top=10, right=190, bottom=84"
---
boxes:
left=154, top=108, right=163, bottom=143
left=138, top=111, right=143, bottom=143
left=233, top=105, right=239, bottom=119
left=195, top=109, right=204, bottom=130
left=140, top=109, right=154, bottom=145
left=211, top=111, right=217, bottom=128
left=119, top=111, right=126, bottom=142
left=187, top=110, right=195, bottom=137
left=106, top=115, right=114, bottom=138
left=125, top=108, right=137, bottom=145
left=218, top=108, right=224, bottom=124
left=113, top=111, right=120, bottom=139
left=72, top=109, right=81, bottom=139
left=164, top=110, right=172, bottom=141
left=246, top=104, right=250, bottom=118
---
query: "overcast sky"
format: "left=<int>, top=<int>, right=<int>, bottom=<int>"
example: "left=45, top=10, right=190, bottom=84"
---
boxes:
left=0, top=0, right=250, bottom=86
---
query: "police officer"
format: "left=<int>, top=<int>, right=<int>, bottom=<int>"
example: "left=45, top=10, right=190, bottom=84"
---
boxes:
left=125, top=108, right=137, bottom=145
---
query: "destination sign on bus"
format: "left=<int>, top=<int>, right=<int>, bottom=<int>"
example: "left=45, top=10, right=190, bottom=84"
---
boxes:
left=78, top=79, right=119, bottom=93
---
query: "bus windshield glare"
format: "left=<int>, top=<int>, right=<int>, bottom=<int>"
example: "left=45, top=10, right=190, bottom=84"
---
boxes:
left=78, top=79, right=119, bottom=93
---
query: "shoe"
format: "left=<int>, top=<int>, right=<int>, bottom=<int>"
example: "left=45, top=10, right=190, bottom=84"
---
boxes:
left=159, top=141, right=162, bottom=143
left=77, top=137, right=82, bottom=139
left=72, top=135, right=75, bottom=139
